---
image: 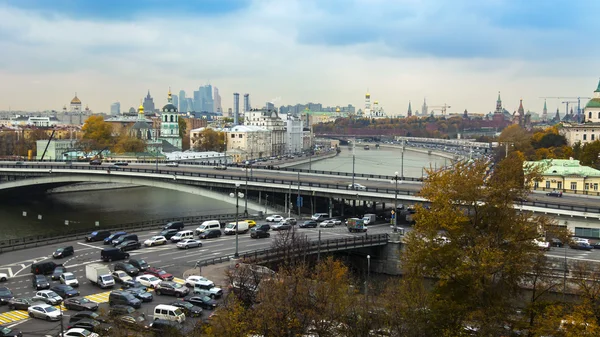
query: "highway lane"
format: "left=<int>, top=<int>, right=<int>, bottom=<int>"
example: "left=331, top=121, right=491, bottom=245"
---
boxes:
left=5, top=161, right=600, bottom=210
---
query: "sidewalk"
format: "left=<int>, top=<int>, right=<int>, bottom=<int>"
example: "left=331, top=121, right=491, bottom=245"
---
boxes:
left=183, top=259, right=236, bottom=288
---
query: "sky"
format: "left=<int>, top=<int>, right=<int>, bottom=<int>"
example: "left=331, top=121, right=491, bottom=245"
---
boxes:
left=0, top=0, right=599, bottom=115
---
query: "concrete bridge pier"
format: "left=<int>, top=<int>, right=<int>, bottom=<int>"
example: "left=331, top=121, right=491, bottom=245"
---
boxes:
left=340, top=199, right=345, bottom=216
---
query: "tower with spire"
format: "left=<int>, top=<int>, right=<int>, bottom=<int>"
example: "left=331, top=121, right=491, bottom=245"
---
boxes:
left=364, top=90, right=371, bottom=117
left=494, top=92, right=503, bottom=114
left=130, top=100, right=153, bottom=141
left=421, top=98, right=428, bottom=116
left=407, top=101, right=412, bottom=117
left=143, top=90, right=155, bottom=116
left=542, top=99, right=548, bottom=122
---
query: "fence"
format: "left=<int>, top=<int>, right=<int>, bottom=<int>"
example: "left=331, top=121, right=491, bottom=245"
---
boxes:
left=0, top=212, right=260, bottom=253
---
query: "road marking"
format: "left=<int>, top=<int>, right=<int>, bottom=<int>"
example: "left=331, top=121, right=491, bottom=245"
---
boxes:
left=64, top=259, right=102, bottom=269
left=171, top=250, right=209, bottom=260
left=77, top=242, right=104, bottom=250
left=146, top=260, right=162, bottom=265
left=0, top=267, right=13, bottom=278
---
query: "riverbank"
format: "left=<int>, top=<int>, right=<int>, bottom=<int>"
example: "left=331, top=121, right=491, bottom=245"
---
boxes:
left=47, top=182, right=139, bottom=194
left=280, top=151, right=338, bottom=168
left=378, top=144, right=460, bottom=160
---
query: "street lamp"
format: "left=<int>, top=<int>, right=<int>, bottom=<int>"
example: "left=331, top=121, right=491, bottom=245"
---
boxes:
left=244, top=161, right=249, bottom=216
left=365, top=254, right=371, bottom=305
left=391, top=171, right=400, bottom=233
left=229, top=183, right=244, bottom=258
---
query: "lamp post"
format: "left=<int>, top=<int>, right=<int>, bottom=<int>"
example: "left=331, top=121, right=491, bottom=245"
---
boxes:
left=401, top=140, right=405, bottom=180
left=229, top=184, right=244, bottom=258
left=365, top=254, right=371, bottom=306
left=351, top=139, right=356, bottom=188
left=244, top=161, right=249, bottom=216
left=391, top=171, right=399, bottom=233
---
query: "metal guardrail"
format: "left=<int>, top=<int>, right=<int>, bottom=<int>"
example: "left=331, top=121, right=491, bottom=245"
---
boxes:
left=0, top=212, right=260, bottom=253
left=2, top=164, right=600, bottom=215
left=194, top=233, right=390, bottom=268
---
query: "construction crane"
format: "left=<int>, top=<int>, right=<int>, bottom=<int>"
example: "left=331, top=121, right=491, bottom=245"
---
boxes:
left=539, top=96, right=592, bottom=116
left=428, top=104, right=451, bottom=117
left=561, top=100, right=579, bottom=120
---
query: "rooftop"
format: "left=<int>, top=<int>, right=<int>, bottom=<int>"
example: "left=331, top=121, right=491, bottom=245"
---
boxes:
left=525, top=159, right=600, bottom=177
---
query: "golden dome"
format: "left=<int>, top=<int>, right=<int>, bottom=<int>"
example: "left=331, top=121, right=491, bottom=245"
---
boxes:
left=374, top=101, right=379, bottom=104
left=138, top=100, right=144, bottom=112
left=365, top=93, right=371, bottom=98
left=70, top=94, right=81, bottom=105
left=336, top=107, right=341, bottom=112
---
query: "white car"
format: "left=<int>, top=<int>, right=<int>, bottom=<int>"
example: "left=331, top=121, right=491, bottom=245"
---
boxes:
left=135, top=274, right=161, bottom=288
left=60, top=328, right=100, bottom=337
left=266, top=215, right=284, bottom=222
left=59, top=272, right=79, bottom=287
left=348, top=183, right=366, bottom=190
left=177, top=239, right=202, bottom=249
left=319, top=220, right=336, bottom=228
left=144, top=235, right=167, bottom=247
left=184, top=275, right=212, bottom=287
left=533, top=239, right=550, bottom=251
left=34, top=290, right=63, bottom=305
left=0, top=272, right=8, bottom=282
left=111, top=270, right=133, bottom=284
left=166, top=162, right=179, bottom=167
left=28, top=303, right=62, bottom=321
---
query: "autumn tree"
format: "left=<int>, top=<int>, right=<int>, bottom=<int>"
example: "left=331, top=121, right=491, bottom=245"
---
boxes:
left=192, top=129, right=225, bottom=152
left=80, top=115, right=114, bottom=152
left=579, top=140, right=600, bottom=168
left=112, top=133, right=147, bottom=154
left=269, top=226, right=310, bottom=268
left=402, top=153, right=567, bottom=335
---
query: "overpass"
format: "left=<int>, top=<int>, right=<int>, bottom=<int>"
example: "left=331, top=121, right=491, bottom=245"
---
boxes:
left=2, top=163, right=600, bottom=222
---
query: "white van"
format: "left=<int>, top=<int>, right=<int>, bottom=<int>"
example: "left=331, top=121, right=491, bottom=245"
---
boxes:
left=195, top=220, right=221, bottom=235
left=311, top=213, right=329, bottom=221
left=170, top=230, right=194, bottom=242
left=153, top=304, right=186, bottom=323
left=224, top=221, right=249, bottom=235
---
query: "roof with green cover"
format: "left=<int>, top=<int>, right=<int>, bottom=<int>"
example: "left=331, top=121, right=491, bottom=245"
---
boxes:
left=586, top=98, right=600, bottom=108
left=525, top=159, right=600, bottom=177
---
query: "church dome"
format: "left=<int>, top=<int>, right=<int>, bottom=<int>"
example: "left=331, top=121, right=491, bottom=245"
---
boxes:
left=132, top=120, right=149, bottom=130
left=162, top=103, right=177, bottom=113
left=336, top=107, right=341, bottom=112
left=71, top=95, right=81, bottom=104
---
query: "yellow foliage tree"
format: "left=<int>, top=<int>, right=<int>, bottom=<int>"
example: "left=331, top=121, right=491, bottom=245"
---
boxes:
left=192, top=129, right=225, bottom=152
left=80, top=115, right=114, bottom=152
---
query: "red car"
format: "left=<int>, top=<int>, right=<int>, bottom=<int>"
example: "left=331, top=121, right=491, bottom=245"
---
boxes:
left=146, top=267, right=174, bottom=281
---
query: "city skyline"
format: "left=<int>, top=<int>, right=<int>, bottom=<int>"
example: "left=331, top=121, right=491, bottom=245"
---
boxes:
left=0, top=0, right=598, bottom=114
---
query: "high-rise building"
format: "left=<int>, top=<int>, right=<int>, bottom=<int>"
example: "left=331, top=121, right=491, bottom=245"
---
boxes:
left=244, top=94, right=250, bottom=112
left=407, top=101, right=412, bottom=117
left=179, top=90, right=187, bottom=113
left=201, top=84, right=214, bottom=113
left=172, top=95, right=178, bottom=112
left=110, top=102, right=120, bottom=115
left=193, top=89, right=202, bottom=112
left=214, top=87, right=222, bottom=113
left=143, top=91, right=155, bottom=116
left=266, top=102, right=275, bottom=111
left=186, top=98, right=193, bottom=113
left=233, top=93, right=240, bottom=125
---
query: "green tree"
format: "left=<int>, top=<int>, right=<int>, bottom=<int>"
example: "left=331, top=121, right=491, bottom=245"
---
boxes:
left=80, top=115, right=114, bottom=151
left=402, top=153, right=565, bottom=335
left=579, top=141, right=600, bottom=167
left=112, top=132, right=146, bottom=154
left=192, top=129, right=225, bottom=152
left=178, top=116, right=187, bottom=139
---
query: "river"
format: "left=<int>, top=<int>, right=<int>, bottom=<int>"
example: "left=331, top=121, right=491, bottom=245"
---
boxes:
left=0, top=148, right=448, bottom=239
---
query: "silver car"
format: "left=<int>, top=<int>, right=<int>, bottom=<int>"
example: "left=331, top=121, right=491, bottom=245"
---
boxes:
left=34, top=290, right=63, bottom=305
left=28, top=303, right=62, bottom=321
left=176, top=239, right=202, bottom=249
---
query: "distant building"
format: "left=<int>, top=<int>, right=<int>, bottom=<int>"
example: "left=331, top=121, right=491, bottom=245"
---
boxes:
left=110, top=102, right=120, bottom=115
left=561, top=79, right=600, bottom=146
left=11, top=116, right=60, bottom=127
left=172, top=95, right=178, bottom=112
left=159, top=89, right=182, bottom=150
left=245, top=108, right=286, bottom=156
left=286, top=113, right=303, bottom=154
left=214, top=87, right=222, bottom=113
left=179, top=90, right=187, bottom=113
left=143, top=91, right=155, bottom=116
left=35, top=139, right=77, bottom=160
left=243, top=94, right=250, bottom=112
left=226, top=125, right=272, bottom=162
left=233, top=93, right=240, bottom=125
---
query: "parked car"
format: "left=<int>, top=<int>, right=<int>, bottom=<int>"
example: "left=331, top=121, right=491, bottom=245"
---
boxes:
left=166, top=162, right=179, bottom=167
left=70, top=311, right=107, bottom=323
left=53, top=246, right=74, bottom=259
left=51, top=266, right=68, bottom=280
left=319, top=220, right=336, bottom=228
left=50, top=284, right=80, bottom=298
left=116, top=240, right=141, bottom=252
left=283, top=218, right=297, bottom=225
left=60, top=328, right=99, bottom=337
left=250, top=228, right=270, bottom=239
left=169, top=300, right=203, bottom=317
left=155, top=281, right=190, bottom=297
left=146, top=267, right=174, bottom=281
left=7, top=297, right=35, bottom=311
left=67, top=318, right=112, bottom=334
left=300, top=220, right=318, bottom=228
left=124, top=287, right=153, bottom=302
left=28, top=303, right=62, bottom=321
left=32, top=275, right=50, bottom=290
left=550, top=238, right=564, bottom=247
left=266, top=215, right=284, bottom=222
left=0, top=287, right=12, bottom=305
left=64, top=297, right=99, bottom=311
left=214, top=165, right=227, bottom=170
left=272, top=222, right=292, bottom=231
left=59, top=272, right=79, bottom=287
left=33, top=290, right=62, bottom=305
left=0, top=325, right=22, bottom=337
left=348, top=183, right=366, bottom=190
left=114, top=263, right=139, bottom=277
left=112, top=271, right=133, bottom=284
left=199, top=229, right=222, bottom=239
left=546, top=191, right=563, bottom=197
left=177, top=239, right=202, bottom=249
left=135, top=275, right=162, bottom=289
left=144, top=236, right=167, bottom=247
left=127, top=259, right=149, bottom=272
left=183, top=295, right=217, bottom=310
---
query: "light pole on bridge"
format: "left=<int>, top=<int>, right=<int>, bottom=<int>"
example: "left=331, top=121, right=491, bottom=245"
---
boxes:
left=229, top=183, right=244, bottom=258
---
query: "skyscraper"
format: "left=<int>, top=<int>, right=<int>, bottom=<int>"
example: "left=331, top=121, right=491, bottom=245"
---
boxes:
left=201, top=84, right=214, bottom=112
left=179, top=90, right=187, bottom=113
left=110, top=102, right=120, bottom=115
left=193, top=89, right=202, bottom=112
left=244, top=94, right=250, bottom=112
left=214, top=87, right=222, bottom=113
left=233, top=93, right=240, bottom=125
left=143, top=90, right=155, bottom=116
left=172, top=94, right=178, bottom=112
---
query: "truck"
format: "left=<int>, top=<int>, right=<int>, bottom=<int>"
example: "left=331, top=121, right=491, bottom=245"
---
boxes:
left=362, top=214, right=376, bottom=225
left=347, top=218, right=367, bottom=233
left=224, top=221, right=249, bottom=235
left=86, top=263, right=115, bottom=289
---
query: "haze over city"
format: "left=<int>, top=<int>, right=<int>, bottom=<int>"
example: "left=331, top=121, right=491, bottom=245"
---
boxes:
left=0, top=0, right=598, bottom=113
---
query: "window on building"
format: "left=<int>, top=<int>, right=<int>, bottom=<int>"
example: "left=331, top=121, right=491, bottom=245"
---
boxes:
left=585, top=183, right=590, bottom=190
left=239, top=134, right=243, bottom=138
left=575, top=227, right=600, bottom=239
left=595, top=183, right=599, bottom=191
left=590, top=111, right=593, bottom=119
left=583, top=134, right=587, bottom=140
left=571, top=182, right=577, bottom=190
left=231, top=134, right=235, bottom=138
left=594, top=135, right=596, bottom=141
left=557, top=181, right=562, bottom=189
left=598, top=112, right=600, bottom=119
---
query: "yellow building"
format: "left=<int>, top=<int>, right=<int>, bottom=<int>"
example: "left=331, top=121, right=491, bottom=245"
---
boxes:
left=525, top=159, right=600, bottom=193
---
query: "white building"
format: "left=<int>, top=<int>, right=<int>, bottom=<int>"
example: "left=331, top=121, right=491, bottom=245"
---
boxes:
left=286, top=114, right=303, bottom=154
left=159, top=89, right=182, bottom=150
left=227, top=125, right=272, bottom=162
left=35, top=139, right=78, bottom=160
left=12, top=116, right=60, bottom=127
left=245, top=108, right=286, bottom=156
left=561, top=80, right=600, bottom=145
